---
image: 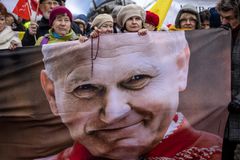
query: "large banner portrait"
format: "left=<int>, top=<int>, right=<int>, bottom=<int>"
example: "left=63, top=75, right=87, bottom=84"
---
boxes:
left=0, top=28, right=231, bottom=160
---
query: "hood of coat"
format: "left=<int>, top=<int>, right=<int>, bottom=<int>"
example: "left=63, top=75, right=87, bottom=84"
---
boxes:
left=175, top=4, right=201, bottom=29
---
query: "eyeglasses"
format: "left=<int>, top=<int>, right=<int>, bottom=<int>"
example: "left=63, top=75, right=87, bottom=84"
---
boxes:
left=42, top=1, right=59, bottom=6
left=179, top=18, right=197, bottom=23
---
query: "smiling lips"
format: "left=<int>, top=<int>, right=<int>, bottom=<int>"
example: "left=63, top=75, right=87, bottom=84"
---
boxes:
left=86, top=120, right=143, bottom=135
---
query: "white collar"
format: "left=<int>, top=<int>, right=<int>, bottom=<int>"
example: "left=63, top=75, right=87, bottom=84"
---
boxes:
left=163, top=112, right=184, bottom=140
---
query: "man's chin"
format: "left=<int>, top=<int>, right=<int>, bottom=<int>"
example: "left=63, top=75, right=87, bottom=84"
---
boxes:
left=88, top=138, right=151, bottom=160
left=94, top=145, right=145, bottom=160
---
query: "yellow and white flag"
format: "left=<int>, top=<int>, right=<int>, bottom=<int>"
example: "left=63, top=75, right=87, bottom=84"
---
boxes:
left=149, top=0, right=173, bottom=30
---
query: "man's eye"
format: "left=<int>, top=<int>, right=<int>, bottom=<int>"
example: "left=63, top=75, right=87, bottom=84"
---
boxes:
left=120, top=75, right=151, bottom=90
left=73, top=84, right=102, bottom=98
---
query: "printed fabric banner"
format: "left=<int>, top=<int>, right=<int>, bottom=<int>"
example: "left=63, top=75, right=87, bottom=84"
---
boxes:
left=0, top=28, right=231, bottom=160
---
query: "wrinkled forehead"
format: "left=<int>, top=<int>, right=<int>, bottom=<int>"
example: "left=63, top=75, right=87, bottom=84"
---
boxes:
left=42, top=31, right=188, bottom=80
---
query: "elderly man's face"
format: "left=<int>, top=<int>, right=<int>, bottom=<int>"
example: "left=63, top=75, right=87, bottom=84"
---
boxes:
left=41, top=35, right=189, bottom=159
left=40, top=0, right=60, bottom=19
left=219, top=10, right=240, bottom=29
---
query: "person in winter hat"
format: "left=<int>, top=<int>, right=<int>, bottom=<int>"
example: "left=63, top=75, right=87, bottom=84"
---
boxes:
left=74, top=14, right=91, bottom=36
left=79, top=14, right=114, bottom=43
left=35, top=6, right=78, bottom=45
left=22, top=0, right=81, bottom=46
left=175, top=4, right=201, bottom=30
left=0, top=5, right=22, bottom=50
left=117, top=4, right=147, bottom=35
left=144, top=11, right=160, bottom=31
left=91, top=14, right=113, bottom=31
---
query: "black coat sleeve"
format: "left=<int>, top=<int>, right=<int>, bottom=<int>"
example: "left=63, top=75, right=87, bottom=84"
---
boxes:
left=21, top=29, right=36, bottom=46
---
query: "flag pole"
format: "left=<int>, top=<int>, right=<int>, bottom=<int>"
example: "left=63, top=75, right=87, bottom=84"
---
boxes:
left=26, top=0, right=32, bottom=21
left=149, top=0, right=173, bottom=30
left=33, top=0, right=40, bottom=42
left=34, top=0, right=40, bottom=22
left=28, top=0, right=39, bottom=42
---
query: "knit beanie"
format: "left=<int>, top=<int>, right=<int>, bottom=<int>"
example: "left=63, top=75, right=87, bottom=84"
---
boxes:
left=49, top=6, right=72, bottom=26
left=112, top=5, right=122, bottom=19
left=175, top=4, right=201, bottom=29
left=117, top=4, right=145, bottom=28
left=91, top=14, right=113, bottom=28
left=145, top=11, right=159, bottom=27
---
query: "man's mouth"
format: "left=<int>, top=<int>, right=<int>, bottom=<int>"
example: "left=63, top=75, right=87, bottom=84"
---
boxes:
left=86, top=120, right=143, bottom=135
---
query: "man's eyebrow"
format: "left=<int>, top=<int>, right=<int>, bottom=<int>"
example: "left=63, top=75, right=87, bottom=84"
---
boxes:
left=121, top=63, right=159, bottom=79
left=63, top=70, right=91, bottom=92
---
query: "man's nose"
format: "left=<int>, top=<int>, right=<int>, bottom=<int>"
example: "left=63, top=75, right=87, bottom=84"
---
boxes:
left=221, top=18, right=229, bottom=25
left=100, top=88, right=131, bottom=123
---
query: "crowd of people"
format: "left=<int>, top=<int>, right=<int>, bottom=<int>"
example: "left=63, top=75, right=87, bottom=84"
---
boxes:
left=0, top=0, right=240, bottom=159
left=0, top=0, right=229, bottom=50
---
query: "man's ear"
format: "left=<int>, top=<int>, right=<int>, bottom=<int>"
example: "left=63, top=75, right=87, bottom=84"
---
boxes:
left=40, top=70, right=58, bottom=115
left=176, top=46, right=190, bottom=91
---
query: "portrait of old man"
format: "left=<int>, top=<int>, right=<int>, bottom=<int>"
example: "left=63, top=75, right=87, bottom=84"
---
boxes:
left=40, top=31, right=223, bottom=160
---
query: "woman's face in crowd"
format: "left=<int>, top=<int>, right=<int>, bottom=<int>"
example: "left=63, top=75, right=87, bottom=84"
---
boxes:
left=0, top=15, right=6, bottom=32
left=5, top=15, right=14, bottom=26
left=52, top=14, right=71, bottom=36
left=99, top=21, right=113, bottom=34
left=179, top=13, right=197, bottom=30
left=125, top=16, right=143, bottom=32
